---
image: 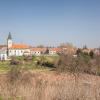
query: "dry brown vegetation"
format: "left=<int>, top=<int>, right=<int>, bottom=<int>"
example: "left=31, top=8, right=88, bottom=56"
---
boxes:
left=0, top=52, right=100, bottom=100
left=55, top=51, right=100, bottom=76
left=0, top=71, right=100, bottom=100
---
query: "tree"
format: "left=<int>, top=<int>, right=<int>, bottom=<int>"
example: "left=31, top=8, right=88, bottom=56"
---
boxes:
left=89, top=50, right=94, bottom=58
left=44, top=48, right=49, bottom=54
left=59, top=42, right=76, bottom=55
left=83, top=45, right=88, bottom=49
left=76, top=48, right=82, bottom=56
left=37, top=45, right=44, bottom=48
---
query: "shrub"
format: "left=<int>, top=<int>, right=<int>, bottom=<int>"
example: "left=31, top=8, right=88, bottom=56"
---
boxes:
left=89, top=50, right=94, bottom=58
left=55, top=53, right=100, bottom=76
left=55, top=54, right=74, bottom=72
left=10, top=59, right=22, bottom=65
left=37, top=60, right=54, bottom=68
left=23, top=56, right=34, bottom=61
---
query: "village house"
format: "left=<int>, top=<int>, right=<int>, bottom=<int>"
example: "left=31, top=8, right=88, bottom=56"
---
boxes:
left=0, top=45, right=7, bottom=60
left=49, top=48, right=62, bottom=55
left=94, top=48, right=100, bottom=56
left=31, top=48, right=47, bottom=56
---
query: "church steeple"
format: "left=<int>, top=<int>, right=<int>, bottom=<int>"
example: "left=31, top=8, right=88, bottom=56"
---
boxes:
left=7, top=32, right=12, bottom=40
left=7, top=32, right=13, bottom=49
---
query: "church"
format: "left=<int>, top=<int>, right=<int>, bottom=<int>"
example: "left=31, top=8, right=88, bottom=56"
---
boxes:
left=0, top=32, right=31, bottom=60
left=7, top=32, right=31, bottom=57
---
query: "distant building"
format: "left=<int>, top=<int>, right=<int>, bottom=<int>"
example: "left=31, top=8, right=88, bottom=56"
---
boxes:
left=31, top=48, right=47, bottom=56
left=49, top=48, right=62, bottom=55
left=7, top=32, right=31, bottom=57
left=94, top=48, right=100, bottom=56
left=0, top=46, right=7, bottom=60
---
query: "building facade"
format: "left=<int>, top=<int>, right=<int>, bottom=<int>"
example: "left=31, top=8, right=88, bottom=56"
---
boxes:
left=0, top=32, right=63, bottom=61
left=7, top=33, right=31, bottom=57
left=0, top=46, right=7, bottom=60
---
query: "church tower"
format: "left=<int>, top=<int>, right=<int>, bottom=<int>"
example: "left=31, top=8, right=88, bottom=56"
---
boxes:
left=7, top=32, right=12, bottom=49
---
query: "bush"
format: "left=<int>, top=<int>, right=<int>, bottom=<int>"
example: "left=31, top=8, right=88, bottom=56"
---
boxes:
left=23, top=55, right=36, bottom=61
left=55, top=53, right=100, bottom=76
left=37, top=60, right=54, bottom=68
left=89, top=50, right=94, bottom=58
left=10, top=58, right=22, bottom=65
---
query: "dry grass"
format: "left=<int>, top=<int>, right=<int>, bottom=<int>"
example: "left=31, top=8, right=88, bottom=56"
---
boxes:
left=0, top=71, right=100, bottom=100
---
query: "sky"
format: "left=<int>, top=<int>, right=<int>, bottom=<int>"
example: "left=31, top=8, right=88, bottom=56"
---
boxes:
left=0, top=0, right=100, bottom=48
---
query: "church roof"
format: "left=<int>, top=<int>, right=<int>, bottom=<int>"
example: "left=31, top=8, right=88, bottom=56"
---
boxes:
left=7, top=32, right=12, bottom=40
left=10, top=44, right=30, bottom=49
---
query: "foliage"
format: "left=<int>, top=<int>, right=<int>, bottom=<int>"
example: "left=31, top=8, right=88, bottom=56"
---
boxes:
left=89, top=50, right=94, bottom=58
left=37, top=45, right=44, bottom=48
left=55, top=52, right=100, bottom=76
left=36, top=56, right=55, bottom=68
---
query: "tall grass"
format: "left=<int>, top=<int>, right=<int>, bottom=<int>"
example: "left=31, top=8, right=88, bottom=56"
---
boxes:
left=0, top=71, right=100, bottom=100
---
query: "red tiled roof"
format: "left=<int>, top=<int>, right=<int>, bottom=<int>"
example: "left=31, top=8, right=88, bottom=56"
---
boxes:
left=32, top=48, right=47, bottom=52
left=49, top=48, right=62, bottom=52
left=10, top=44, right=30, bottom=49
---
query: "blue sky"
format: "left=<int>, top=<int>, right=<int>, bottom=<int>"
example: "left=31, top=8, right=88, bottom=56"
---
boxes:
left=0, top=0, right=100, bottom=48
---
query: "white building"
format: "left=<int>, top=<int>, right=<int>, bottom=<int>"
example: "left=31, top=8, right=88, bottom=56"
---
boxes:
left=31, top=48, right=47, bottom=56
left=0, top=46, right=7, bottom=60
left=7, top=33, right=31, bottom=57
left=49, top=48, right=62, bottom=55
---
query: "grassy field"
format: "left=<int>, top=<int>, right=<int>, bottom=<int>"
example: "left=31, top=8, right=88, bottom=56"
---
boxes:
left=0, top=55, right=59, bottom=73
left=0, top=61, right=11, bottom=73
